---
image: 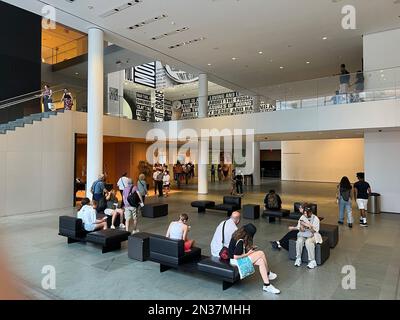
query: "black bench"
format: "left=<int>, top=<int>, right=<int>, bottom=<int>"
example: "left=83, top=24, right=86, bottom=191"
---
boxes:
left=142, top=203, right=168, bottom=218
left=148, top=234, right=240, bottom=291
left=288, top=236, right=330, bottom=265
left=243, top=204, right=260, bottom=220
left=319, top=224, right=339, bottom=248
left=191, top=196, right=241, bottom=216
left=58, top=216, right=130, bottom=253
left=289, top=202, right=317, bottom=220
left=262, top=209, right=290, bottom=223
left=197, top=256, right=239, bottom=290
left=128, top=232, right=151, bottom=261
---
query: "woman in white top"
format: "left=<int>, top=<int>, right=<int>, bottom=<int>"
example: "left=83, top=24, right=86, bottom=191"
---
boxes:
left=163, top=170, right=171, bottom=197
left=166, top=213, right=194, bottom=252
left=77, top=198, right=107, bottom=232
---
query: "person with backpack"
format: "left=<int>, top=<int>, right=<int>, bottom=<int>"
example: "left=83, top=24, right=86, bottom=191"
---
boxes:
left=122, top=180, right=144, bottom=234
left=264, top=189, right=282, bottom=211
left=117, top=173, right=130, bottom=204
left=336, top=176, right=353, bottom=228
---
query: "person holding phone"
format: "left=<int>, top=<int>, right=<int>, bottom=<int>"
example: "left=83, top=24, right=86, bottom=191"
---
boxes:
left=77, top=198, right=108, bottom=232
left=229, top=223, right=280, bottom=294
left=104, top=190, right=125, bottom=229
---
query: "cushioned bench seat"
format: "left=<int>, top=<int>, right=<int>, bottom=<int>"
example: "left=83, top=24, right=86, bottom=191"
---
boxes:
left=288, top=236, right=330, bottom=265
left=197, top=256, right=240, bottom=290
left=142, top=203, right=168, bottom=218
left=262, top=209, right=290, bottom=223
left=191, top=201, right=216, bottom=213
left=58, top=216, right=130, bottom=253
left=319, top=224, right=339, bottom=248
left=213, top=204, right=237, bottom=216
left=86, top=229, right=130, bottom=253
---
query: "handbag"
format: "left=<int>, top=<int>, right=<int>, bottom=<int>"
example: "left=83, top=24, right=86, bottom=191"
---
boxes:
left=234, top=240, right=255, bottom=280
left=218, top=220, right=230, bottom=261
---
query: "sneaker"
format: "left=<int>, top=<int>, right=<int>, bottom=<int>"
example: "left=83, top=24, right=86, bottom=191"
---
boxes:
left=294, top=258, right=301, bottom=267
left=119, top=224, right=125, bottom=229
left=338, top=221, right=344, bottom=225
left=111, top=225, right=115, bottom=229
left=268, top=271, right=277, bottom=281
left=307, top=260, right=317, bottom=269
left=270, top=241, right=280, bottom=251
left=348, top=223, right=353, bottom=228
left=131, top=229, right=139, bottom=235
left=263, top=284, right=280, bottom=294
left=360, top=222, right=368, bottom=227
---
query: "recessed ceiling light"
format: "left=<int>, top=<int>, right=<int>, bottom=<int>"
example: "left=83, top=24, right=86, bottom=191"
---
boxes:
left=306, top=61, right=311, bottom=64
left=232, top=57, right=237, bottom=60
left=258, top=51, right=263, bottom=54
left=322, top=36, right=328, bottom=40
left=207, top=63, right=212, bottom=66
left=75, top=72, right=79, bottom=75
left=280, top=66, right=284, bottom=69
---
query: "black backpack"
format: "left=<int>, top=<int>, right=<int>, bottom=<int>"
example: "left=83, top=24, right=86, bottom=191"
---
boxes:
left=127, top=186, right=140, bottom=207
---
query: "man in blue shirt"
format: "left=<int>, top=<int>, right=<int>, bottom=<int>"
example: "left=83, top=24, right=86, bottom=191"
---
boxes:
left=91, top=173, right=107, bottom=206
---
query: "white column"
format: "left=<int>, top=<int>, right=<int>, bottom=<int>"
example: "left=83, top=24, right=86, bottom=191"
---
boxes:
left=252, top=141, right=261, bottom=186
left=198, top=73, right=208, bottom=118
left=86, top=28, right=104, bottom=197
left=253, top=95, right=261, bottom=113
left=198, top=137, right=209, bottom=194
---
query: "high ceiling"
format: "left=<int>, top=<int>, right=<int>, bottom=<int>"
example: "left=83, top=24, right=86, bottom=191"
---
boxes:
left=6, top=0, right=400, bottom=94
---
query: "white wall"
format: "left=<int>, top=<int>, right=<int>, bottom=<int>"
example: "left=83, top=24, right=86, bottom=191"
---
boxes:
left=281, top=138, right=364, bottom=183
left=364, top=131, right=400, bottom=213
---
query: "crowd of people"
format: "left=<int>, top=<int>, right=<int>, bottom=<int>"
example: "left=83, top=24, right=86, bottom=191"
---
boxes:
left=75, top=169, right=372, bottom=295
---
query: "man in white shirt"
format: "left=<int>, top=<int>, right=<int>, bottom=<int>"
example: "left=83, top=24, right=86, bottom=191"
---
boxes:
left=117, top=173, right=130, bottom=203
left=210, top=211, right=241, bottom=257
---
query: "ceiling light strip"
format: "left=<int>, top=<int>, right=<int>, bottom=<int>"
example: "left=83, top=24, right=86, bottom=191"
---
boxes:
left=151, top=27, right=189, bottom=40
left=169, top=37, right=206, bottom=49
left=128, top=14, right=168, bottom=30
left=100, top=1, right=143, bottom=18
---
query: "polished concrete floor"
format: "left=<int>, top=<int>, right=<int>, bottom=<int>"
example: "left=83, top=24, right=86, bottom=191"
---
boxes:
left=1, top=179, right=399, bottom=300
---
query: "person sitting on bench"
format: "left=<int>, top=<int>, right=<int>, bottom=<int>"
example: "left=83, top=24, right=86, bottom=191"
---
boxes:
left=210, top=211, right=241, bottom=257
left=270, top=203, right=307, bottom=251
left=104, top=190, right=125, bottom=230
left=229, top=223, right=280, bottom=294
left=77, top=198, right=108, bottom=232
left=294, top=205, right=322, bottom=269
left=166, top=213, right=194, bottom=252
left=264, top=189, right=282, bottom=211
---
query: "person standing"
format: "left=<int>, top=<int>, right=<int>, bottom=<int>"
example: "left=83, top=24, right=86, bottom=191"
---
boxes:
left=117, top=173, right=130, bottom=204
left=60, top=88, right=73, bottom=110
left=354, top=172, right=371, bottom=227
left=153, top=169, right=159, bottom=195
left=137, top=174, right=148, bottom=203
left=235, top=170, right=244, bottom=196
left=336, top=176, right=353, bottom=228
left=163, top=170, right=171, bottom=197
left=217, top=163, right=223, bottom=182
left=90, top=173, right=107, bottom=212
left=156, top=168, right=164, bottom=197
left=41, top=84, right=53, bottom=112
left=123, top=180, right=144, bottom=234
left=339, top=64, right=350, bottom=97
left=210, top=165, right=216, bottom=183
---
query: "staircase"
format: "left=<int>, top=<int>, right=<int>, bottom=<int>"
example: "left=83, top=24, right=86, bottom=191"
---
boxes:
left=0, top=110, right=64, bottom=134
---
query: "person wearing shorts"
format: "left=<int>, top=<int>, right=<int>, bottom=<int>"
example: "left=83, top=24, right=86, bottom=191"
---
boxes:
left=123, top=182, right=143, bottom=234
left=354, top=172, right=371, bottom=227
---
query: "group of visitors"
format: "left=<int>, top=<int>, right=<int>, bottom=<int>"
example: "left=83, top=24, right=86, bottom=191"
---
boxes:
left=39, top=85, right=73, bottom=111
left=78, top=172, right=148, bottom=234
left=332, top=64, right=365, bottom=104
left=173, top=161, right=195, bottom=187
left=153, top=164, right=171, bottom=197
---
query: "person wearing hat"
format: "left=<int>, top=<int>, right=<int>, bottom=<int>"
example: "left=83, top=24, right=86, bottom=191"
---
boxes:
left=228, top=223, right=280, bottom=294
left=294, top=205, right=321, bottom=269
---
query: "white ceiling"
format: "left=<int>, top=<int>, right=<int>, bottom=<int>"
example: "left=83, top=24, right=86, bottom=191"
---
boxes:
left=6, top=0, right=400, bottom=95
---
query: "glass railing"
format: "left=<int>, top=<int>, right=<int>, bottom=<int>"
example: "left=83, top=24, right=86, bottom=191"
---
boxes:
left=42, top=35, right=88, bottom=65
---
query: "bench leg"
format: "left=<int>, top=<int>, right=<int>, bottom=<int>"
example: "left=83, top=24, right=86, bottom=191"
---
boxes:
left=67, top=237, right=79, bottom=244
left=102, top=242, right=121, bottom=254
left=222, top=281, right=233, bottom=291
left=160, top=264, right=171, bottom=273
left=268, top=216, right=276, bottom=223
left=198, top=207, right=206, bottom=214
